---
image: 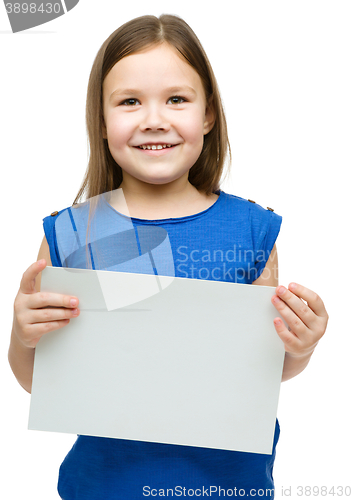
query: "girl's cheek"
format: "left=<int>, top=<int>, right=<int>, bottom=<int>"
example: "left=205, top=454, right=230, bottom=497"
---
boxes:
left=108, top=121, right=132, bottom=145
left=187, top=124, right=207, bottom=146
left=174, top=117, right=200, bottom=141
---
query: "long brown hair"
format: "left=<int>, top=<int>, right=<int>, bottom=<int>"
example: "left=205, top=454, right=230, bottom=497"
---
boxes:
left=73, top=13, right=232, bottom=205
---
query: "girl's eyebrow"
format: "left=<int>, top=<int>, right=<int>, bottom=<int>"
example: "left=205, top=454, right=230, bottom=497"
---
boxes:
left=109, top=86, right=197, bottom=102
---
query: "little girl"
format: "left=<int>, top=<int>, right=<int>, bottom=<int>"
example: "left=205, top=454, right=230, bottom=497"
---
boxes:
left=8, top=14, right=329, bottom=500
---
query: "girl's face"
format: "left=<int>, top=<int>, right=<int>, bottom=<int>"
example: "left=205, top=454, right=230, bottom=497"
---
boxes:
left=102, top=43, right=215, bottom=191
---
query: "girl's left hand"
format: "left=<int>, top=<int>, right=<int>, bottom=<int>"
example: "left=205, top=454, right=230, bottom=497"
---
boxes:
left=271, top=283, right=329, bottom=357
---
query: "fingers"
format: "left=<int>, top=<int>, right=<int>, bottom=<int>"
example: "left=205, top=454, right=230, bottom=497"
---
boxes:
left=19, top=259, right=47, bottom=294
left=30, top=291, right=79, bottom=310
left=272, top=284, right=325, bottom=331
left=273, top=317, right=303, bottom=354
left=271, top=282, right=328, bottom=352
left=14, top=264, right=80, bottom=348
left=30, top=302, right=80, bottom=324
left=14, top=296, right=80, bottom=349
left=19, top=318, right=73, bottom=349
left=15, top=292, right=80, bottom=328
left=25, top=307, right=79, bottom=341
left=272, top=299, right=308, bottom=343
left=273, top=315, right=319, bottom=358
left=271, top=290, right=311, bottom=336
left=15, top=288, right=79, bottom=320
left=286, top=282, right=328, bottom=319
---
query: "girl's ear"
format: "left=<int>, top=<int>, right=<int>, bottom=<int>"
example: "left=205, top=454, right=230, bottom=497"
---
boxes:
left=203, top=101, right=216, bottom=135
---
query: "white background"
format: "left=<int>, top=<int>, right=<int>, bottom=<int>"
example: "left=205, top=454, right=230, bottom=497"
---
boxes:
left=1, top=1, right=352, bottom=498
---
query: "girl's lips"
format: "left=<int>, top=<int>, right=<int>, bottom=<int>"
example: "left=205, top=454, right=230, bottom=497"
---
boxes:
left=133, top=144, right=179, bottom=156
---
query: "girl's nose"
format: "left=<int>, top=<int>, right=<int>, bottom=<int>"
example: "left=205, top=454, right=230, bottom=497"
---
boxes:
left=139, top=106, right=170, bottom=132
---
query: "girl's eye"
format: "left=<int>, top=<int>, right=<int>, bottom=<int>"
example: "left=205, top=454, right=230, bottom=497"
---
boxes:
left=168, top=96, right=186, bottom=104
left=121, top=98, right=139, bottom=106
left=120, top=96, right=186, bottom=106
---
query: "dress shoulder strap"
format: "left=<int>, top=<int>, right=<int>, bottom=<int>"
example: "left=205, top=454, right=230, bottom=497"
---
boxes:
left=43, top=209, right=66, bottom=267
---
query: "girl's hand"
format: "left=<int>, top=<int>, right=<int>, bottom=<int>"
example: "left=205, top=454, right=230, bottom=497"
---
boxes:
left=13, top=259, right=80, bottom=349
left=271, top=283, right=329, bottom=358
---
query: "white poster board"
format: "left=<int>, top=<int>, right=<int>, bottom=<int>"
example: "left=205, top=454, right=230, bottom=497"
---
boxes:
left=29, top=266, right=285, bottom=455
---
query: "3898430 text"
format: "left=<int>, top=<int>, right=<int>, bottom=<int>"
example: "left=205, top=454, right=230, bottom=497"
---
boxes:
left=281, top=485, right=351, bottom=497
left=5, top=3, right=62, bottom=14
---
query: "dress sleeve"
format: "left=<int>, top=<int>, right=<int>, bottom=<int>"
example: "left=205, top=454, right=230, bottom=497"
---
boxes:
left=43, top=212, right=63, bottom=268
left=248, top=204, right=282, bottom=283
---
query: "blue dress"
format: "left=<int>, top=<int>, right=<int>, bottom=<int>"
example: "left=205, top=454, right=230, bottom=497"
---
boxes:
left=43, top=189, right=282, bottom=499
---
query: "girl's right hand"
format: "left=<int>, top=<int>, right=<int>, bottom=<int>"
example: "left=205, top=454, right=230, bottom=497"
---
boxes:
left=13, top=259, right=80, bottom=349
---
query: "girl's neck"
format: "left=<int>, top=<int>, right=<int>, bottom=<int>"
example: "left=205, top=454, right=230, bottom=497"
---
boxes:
left=108, top=182, right=218, bottom=220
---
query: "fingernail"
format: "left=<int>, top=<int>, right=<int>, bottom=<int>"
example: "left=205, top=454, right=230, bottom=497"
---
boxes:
left=70, top=299, right=77, bottom=306
left=274, top=319, right=281, bottom=326
left=278, top=286, right=286, bottom=295
left=289, top=282, right=297, bottom=290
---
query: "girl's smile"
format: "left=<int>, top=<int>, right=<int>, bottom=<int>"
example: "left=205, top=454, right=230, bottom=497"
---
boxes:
left=101, top=42, right=215, bottom=190
left=133, top=143, right=179, bottom=155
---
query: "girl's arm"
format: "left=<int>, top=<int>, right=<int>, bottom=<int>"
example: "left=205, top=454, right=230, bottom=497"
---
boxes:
left=8, top=236, right=80, bottom=393
left=252, top=245, right=328, bottom=382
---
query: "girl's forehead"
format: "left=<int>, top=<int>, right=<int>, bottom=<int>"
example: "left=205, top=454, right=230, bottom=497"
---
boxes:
left=102, top=44, right=203, bottom=96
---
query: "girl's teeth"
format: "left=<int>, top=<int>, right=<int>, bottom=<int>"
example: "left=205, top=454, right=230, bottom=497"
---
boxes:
left=139, top=144, right=174, bottom=150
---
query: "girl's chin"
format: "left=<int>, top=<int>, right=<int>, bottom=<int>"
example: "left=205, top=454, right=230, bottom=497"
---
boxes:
left=122, top=173, right=185, bottom=187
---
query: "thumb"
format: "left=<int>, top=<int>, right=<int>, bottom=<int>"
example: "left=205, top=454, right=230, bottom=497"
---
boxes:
left=19, top=259, right=47, bottom=294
